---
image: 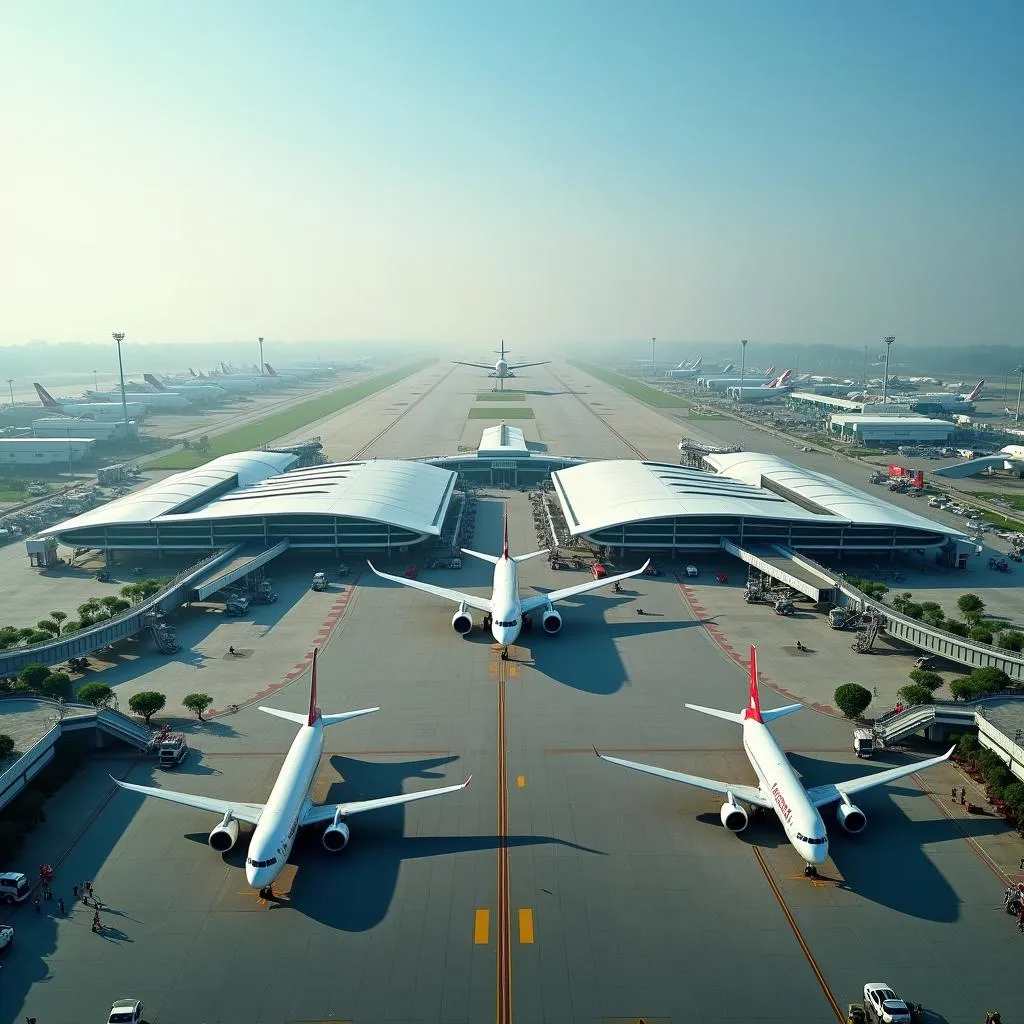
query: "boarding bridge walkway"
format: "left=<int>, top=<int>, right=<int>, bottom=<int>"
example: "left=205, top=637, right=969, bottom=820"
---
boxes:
left=0, top=699, right=154, bottom=813
left=720, top=540, right=836, bottom=603
left=190, top=539, right=290, bottom=601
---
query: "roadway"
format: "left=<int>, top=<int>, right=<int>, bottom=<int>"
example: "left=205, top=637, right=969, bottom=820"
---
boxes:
left=3, top=361, right=1023, bottom=1022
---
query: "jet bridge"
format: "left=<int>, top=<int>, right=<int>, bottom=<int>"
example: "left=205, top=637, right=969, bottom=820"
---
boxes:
left=191, top=539, right=290, bottom=601
left=720, top=540, right=836, bottom=603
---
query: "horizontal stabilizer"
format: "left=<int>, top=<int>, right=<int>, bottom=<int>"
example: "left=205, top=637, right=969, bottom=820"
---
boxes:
left=460, top=547, right=499, bottom=564
left=258, top=707, right=308, bottom=724
left=512, top=549, right=549, bottom=563
left=320, top=707, right=380, bottom=727
left=684, top=702, right=744, bottom=724
left=760, top=703, right=803, bottom=723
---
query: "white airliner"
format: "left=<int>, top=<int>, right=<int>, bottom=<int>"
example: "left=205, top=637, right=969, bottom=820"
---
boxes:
left=453, top=340, right=550, bottom=391
left=113, top=650, right=471, bottom=897
left=144, top=374, right=227, bottom=402
left=33, top=383, right=148, bottom=422
left=597, top=646, right=953, bottom=875
left=368, top=516, right=649, bottom=656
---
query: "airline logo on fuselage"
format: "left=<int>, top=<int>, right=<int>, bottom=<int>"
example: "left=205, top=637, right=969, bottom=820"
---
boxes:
left=771, top=782, right=794, bottom=824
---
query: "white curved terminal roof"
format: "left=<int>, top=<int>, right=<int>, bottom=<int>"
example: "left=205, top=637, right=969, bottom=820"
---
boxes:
left=51, top=452, right=456, bottom=538
left=704, top=452, right=966, bottom=537
left=551, top=460, right=834, bottom=534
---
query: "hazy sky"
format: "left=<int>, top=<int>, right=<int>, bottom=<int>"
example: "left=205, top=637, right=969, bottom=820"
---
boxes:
left=1, top=1, right=1021, bottom=349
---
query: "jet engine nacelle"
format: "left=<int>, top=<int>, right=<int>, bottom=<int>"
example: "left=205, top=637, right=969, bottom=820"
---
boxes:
left=322, top=821, right=351, bottom=852
left=719, top=800, right=749, bottom=832
left=837, top=801, right=867, bottom=834
left=451, top=602, right=473, bottom=635
left=208, top=815, right=239, bottom=852
left=541, top=606, right=562, bottom=634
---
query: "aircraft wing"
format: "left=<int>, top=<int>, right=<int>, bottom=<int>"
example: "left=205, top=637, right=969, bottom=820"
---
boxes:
left=520, top=560, right=650, bottom=614
left=452, top=361, right=498, bottom=370
left=113, top=778, right=265, bottom=825
left=366, top=561, right=493, bottom=613
left=805, top=747, right=955, bottom=808
left=595, top=751, right=771, bottom=809
left=509, top=361, right=551, bottom=370
left=300, top=776, right=472, bottom=825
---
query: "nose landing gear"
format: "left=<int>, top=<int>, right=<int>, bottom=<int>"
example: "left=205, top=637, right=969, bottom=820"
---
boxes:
left=501, top=647, right=509, bottom=661
left=803, top=865, right=819, bottom=878
left=258, top=884, right=275, bottom=900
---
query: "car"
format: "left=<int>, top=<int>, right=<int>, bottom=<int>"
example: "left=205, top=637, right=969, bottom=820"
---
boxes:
left=914, top=655, right=938, bottom=670
left=685, top=565, right=698, bottom=577
left=863, top=982, right=912, bottom=1023
left=107, top=998, right=144, bottom=1024
left=0, top=924, right=13, bottom=951
left=801, top=446, right=811, bottom=452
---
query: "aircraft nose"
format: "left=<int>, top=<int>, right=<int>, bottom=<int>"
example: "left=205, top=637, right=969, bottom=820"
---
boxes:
left=811, top=842, right=829, bottom=865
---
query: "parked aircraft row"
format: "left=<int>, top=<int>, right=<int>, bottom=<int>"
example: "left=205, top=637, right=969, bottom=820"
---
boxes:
left=113, top=515, right=954, bottom=894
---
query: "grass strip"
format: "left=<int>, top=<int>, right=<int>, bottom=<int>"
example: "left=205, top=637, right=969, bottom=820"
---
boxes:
left=467, top=407, right=535, bottom=419
left=148, top=361, right=434, bottom=470
left=475, top=393, right=526, bottom=401
left=568, top=361, right=690, bottom=408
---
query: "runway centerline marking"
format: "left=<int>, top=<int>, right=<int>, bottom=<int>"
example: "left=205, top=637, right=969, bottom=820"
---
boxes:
left=518, top=908, right=534, bottom=944
left=475, top=908, right=490, bottom=944
left=752, top=848, right=843, bottom=1021
left=496, top=655, right=512, bottom=1024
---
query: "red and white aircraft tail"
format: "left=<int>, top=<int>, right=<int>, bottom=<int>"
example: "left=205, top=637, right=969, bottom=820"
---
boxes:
left=965, top=380, right=985, bottom=401
left=144, top=373, right=171, bottom=392
left=765, top=369, right=793, bottom=389
left=264, top=363, right=280, bottom=377
left=33, top=383, right=60, bottom=408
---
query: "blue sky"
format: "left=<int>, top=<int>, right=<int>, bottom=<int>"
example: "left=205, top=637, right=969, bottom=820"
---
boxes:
left=1, top=1, right=1021, bottom=348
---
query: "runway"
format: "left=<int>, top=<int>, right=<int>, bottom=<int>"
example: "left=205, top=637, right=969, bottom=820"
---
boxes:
left=5, top=361, right=1022, bottom=1023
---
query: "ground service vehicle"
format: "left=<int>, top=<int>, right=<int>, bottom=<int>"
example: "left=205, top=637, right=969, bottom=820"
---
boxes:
left=158, top=733, right=188, bottom=768
left=863, top=983, right=912, bottom=1023
left=774, top=599, right=795, bottom=615
left=225, top=596, right=250, bottom=616
left=0, top=872, right=30, bottom=904
left=685, top=565, right=699, bottom=577
left=853, top=729, right=875, bottom=758
left=311, top=571, right=328, bottom=591
left=107, top=998, right=144, bottom=1023
left=0, top=924, right=13, bottom=952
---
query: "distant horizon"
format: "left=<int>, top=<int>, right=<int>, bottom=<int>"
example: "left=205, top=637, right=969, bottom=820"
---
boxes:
left=2, top=2, right=1021, bottom=346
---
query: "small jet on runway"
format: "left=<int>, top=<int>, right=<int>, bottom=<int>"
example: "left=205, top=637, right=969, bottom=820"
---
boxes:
left=368, top=514, right=649, bottom=657
left=596, top=646, right=953, bottom=875
left=112, top=650, right=470, bottom=897
left=453, top=340, right=550, bottom=391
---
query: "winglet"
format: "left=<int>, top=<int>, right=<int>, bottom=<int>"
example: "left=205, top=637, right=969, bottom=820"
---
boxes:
left=742, top=646, right=763, bottom=722
left=463, top=775, right=473, bottom=789
left=308, top=648, right=321, bottom=726
left=502, top=508, right=510, bottom=560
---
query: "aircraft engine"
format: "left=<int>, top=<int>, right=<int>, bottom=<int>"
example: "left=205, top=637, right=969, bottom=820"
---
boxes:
left=451, top=602, right=473, bottom=635
left=837, top=802, right=867, bottom=834
left=541, top=606, right=562, bottom=634
left=208, top=815, right=239, bottom=852
left=719, top=800, right=749, bottom=832
left=322, top=821, right=351, bottom=852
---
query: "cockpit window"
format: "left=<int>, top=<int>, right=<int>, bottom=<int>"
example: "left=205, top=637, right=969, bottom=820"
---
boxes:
left=496, top=619, right=518, bottom=628
left=795, top=833, right=827, bottom=846
left=246, top=856, right=279, bottom=867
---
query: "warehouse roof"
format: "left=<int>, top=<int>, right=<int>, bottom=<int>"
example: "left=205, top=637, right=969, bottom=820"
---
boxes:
left=477, top=424, right=530, bottom=458
left=827, top=414, right=953, bottom=426
left=48, top=451, right=457, bottom=539
left=705, top=452, right=966, bottom=536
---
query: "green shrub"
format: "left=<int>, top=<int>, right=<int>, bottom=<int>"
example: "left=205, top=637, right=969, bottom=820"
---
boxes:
left=834, top=683, right=872, bottom=719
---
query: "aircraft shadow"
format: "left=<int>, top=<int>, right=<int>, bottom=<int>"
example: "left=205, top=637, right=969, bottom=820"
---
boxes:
left=262, top=754, right=605, bottom=931
left=783, top=750, right=991, bottom=921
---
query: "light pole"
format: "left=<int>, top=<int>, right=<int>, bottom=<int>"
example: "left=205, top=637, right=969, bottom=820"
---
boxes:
left=6, top=379, right=13, bottom=406
left=1015, top=366, right=1024, bottom=423
left=66, top=425, right=73, bottom=479
left=650, top=336, right=656, bottom=369
left=112, top=332, right=129, bottom=432
left=739, top=339, right=748, bottom=403
left=881, top=336, right=895, bottom=405
left=259, top=337, right=265, bottom=375
left=93, top=369, right=98, bottom=390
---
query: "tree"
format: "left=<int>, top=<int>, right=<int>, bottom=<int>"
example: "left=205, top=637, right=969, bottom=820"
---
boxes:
left=18, top=663, right=51, bottom=690
left=898, top=684, right=934, bottom=707
left=949, top=676, right=979, bottom=701
left=40, top=672, right=72, bottom=701
left=891, top=592, right=915, bottom=614
left=22, top=630, right=54, bottom=645
left=60, top=619, right=82, bottom=635
left=77, top=682, right=113, bottom=707
left=120, top=584, right=143, bottom=605
left=107, top=598, right=130, bottom=614
left=0, top=734, right=15, bottom=757
left=944, top=619, right=969, bottom=638
left=35, top=619, right=59, bottom=636
left=1002, top=782, right=1024, bottom=819
left=834, top=683, right=873, bottom=719
left=77, top=598, right=102, bottom=619
left=183, top=693, right=213, bottom=720
left=957, top=593, right=985, bottom=621
left=997, top=630, right=1024, bottom=652
left=970, top=665, right=1010, bottom=693
left=128, top=691, right=166, bottom=724
left=50, top=610, right=68, bottom=632
left=908, top=669, right=944, bottom=692
left=0, top=627, right=21, bottom=649
left=957, top=733, right=979, bottom=760
left=968, top=625, right=994, bottom=645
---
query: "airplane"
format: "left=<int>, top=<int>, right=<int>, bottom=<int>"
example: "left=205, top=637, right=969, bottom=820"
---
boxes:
left=891, top=381, right=985, bottom=409
left=85, top=387, right=193, bottom=410
left=112, top=649, right=471, bottom=898
left=368, top=514, right=650, bottom=657
left=596, top=646, right=954, bottom=876
left=143, top=374, right=227, bottom=402
left=726, top=370, right=795, bottom=401
left=33, top=383, right=148, bottom=422
left=453, top=340, right=550, bottom=391
left=664, top=357, right=704, bottom=380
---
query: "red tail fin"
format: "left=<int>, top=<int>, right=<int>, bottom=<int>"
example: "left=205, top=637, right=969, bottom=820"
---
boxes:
left=502, top=509, right=510, bottom=559
left=34, top=383, right=58, bottom=408
left=307, top=648, right=320, bottom=726
left=742, top=646, right=763, bottom=722
left=966, top=379, right=985, bottom=401
left=265, top=363, right=279, bottom=377
left=144, top=373, right=169, bottom=392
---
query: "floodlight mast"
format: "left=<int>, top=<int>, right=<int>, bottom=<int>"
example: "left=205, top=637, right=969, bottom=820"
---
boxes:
left=113, top=332, right=129, bottom=431
left=881, top=336, right=895, bottom=405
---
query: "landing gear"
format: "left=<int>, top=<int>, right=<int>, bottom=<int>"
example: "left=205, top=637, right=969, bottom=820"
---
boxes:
left=259, top=884, right=274, bottom=900
left=803, top=865, right=818, bottom=878
left=501, top=647, right=509, bottom=661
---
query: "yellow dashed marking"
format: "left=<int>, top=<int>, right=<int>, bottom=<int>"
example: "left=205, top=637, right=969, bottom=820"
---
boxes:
left=474, top=908, right=490, bottom=944
left=516, top=775, right=526, bottom=788
left=518, top=908, right=534, bottom=944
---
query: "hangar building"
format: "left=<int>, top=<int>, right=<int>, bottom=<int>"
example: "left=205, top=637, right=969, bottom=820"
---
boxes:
left=828, top=414, right=954, bottom=446
left=47, top=451, right=457, bottom=553
left=550, top=453, right=966, bottom=555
